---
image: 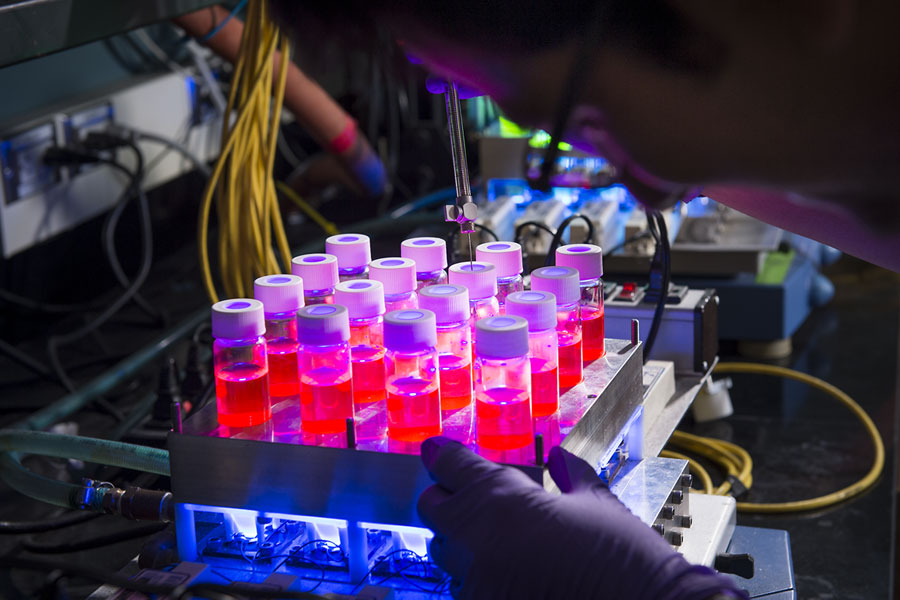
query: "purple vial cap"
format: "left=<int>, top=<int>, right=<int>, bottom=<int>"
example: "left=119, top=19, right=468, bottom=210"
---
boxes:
left=254, top=274, right=304, bottom=314
left=418, top=284, right=470, bottom=324
left=506, top=290, right=557, bottom=331
left=448, top=261, right=497, bottom=300
left=297, top=304, right=350, bottom=345
left=211, top=298, right=265, bottom=340
left=291, top=253, right=339, bottom=290
left=325, top=233, right=371, bottom=269
left=556, top=243, right=603, bottom=280
left=475, top=315, right=529, bottom=359
left=401, top=237, right=448, bottom=272
left=369, top=257, right=417, bottom=295
left=384, top=308, right=437, bottom=351
left=530, top=266, right=580, bottom=305
left=334, top=279, right=385, bottom=319
left=476, top=241, right=523, bottom=278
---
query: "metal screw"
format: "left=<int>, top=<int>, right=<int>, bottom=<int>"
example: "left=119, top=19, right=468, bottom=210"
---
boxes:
left=668, top=531, right=684, bottom=546
left=669, top=490, right=684, bottom=505
left=661, top=506, right=675, bottom=520
left=681, top=473, right=693, bottom=489
left=679, top=515, right=693, bottom=529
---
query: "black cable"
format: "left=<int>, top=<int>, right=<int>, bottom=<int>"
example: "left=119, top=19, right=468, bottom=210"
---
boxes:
left=606, top=231, right=652, bottom=255
left=0, top=338, right=54, bottom=380
left=514, top=221, right=557, bottom=246
left=0, top=288, right=102, bottom=315
left=44, top=152, right=153, bottom=392
left=642, top=211, right=670, bottom=363
left=0, top=511, right=101, bottom=535
left=544, top=214, right=595, bottom=266
left=22, top=522, right=169, bottom=554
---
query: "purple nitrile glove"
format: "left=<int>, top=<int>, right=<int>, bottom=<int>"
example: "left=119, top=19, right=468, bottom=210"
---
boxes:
left=418, top=437, right=747, bottom=600
left=425, top=76, right=485, bottom=100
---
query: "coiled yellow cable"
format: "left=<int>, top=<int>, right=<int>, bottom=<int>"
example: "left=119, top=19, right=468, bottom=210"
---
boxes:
left=666, top=362, right=885, bottom=514
left=198, top=0, right=291, bottom=302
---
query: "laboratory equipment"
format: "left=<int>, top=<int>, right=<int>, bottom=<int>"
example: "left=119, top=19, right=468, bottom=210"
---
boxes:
left=369, top=257, right=419, bottom=312
left=253, top=274, right=304, bottom=400
left=401, top=237, right=449, bottom=289
left=531, top=266, right=583, bottom=388
left=291, top=253, right=339, bottom=305
left=418, top=284, right=472, bottom=413
left=211, top=298, right=271, bottom=428
left=325, top=233, right=372, bottom=281
left=506, top=290, right=559, bottom=417
left=441, top=81, right=478, bottom=263
left=556, top=243, right=606, bottom=361
left=448, top=261, right=500, bottom=323
left=475, top=241, right=524, bottom=310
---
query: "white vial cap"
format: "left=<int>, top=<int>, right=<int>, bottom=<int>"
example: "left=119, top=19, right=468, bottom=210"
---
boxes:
left=556, top=244, right=603, bottom=280
left=475, top=315, right=529, bottom=359
left=297, top=304, right=350, bottom=345
left=418, top=284, right=470, bottom=325
left=530, top=266, right=580, bottom=305
left=325, top=233, right=372, bottom=270
left=291, top=254, right=339, bottom=291
left=476, top=241, right=523, bottom=278
left=506, top=291, right=557, bottom=332
left=211, top=298, right=265, bottom=340
left=448, top=261, right=498, bottom=300
left=369, top=257, right=417, bottom=295
left=401, top=237, right=448, bottom=273
left=254, top=274, right=304, bottom=315
left=334, top=279, right=385, bottom=319
left=384, top=309, right=437, bottom=352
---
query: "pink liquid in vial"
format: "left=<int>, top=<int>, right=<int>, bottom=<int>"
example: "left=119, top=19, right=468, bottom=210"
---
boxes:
left=476, top=387, right=533, bottom=450
left=215, top=363, right=271, bottom=427
left=582, top=308, right=606, bottom=361
left=558, top=340, right=584, bottom=387
left=531, top=362, right=559, bottom=417
left=267, top=339, right=300, bottom=398
left=386, top=378, right=442, bottom=442
left=439, top=354, right=473, bottom=411
left=300, top=368, right=353, bottom=434
left=352, top=348, right=387, bottom=404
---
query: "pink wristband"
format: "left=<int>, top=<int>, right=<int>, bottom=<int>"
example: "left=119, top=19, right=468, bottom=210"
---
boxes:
left=327, top=117, right=357, bottom=155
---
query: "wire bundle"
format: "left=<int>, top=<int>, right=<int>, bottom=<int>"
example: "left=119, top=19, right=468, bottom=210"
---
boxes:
left=198, top=0, right=292, bottom=301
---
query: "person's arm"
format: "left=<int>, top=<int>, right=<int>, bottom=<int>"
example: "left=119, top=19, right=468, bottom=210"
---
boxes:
left=173, top=5, right=386, bottom=198
left=704, top=186, right=900, bottom=273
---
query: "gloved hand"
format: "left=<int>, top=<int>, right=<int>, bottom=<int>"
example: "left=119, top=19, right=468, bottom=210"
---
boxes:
left=418, top=437, right=747, bottom=600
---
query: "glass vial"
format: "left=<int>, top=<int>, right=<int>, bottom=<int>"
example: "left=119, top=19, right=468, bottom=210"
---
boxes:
left=474, top=316, right=533, bottom=454
left=506, top=291, right=560, bottom=417
left=335, top=279, right=387, bottom=440
left=476, top=241, right=524, bottom=311
left=402, top=237, right=449, bottom=290
left=556, top=243, right=605, bottom=361
left=369, top=257, right=419, bottom=312
left=531, top=266, right=583, bottom=387
left=296, top=304, right=354, bottom=435
left=254, top=274, right=304, bottom=401
left=448, top=261, right=500, bottom=324
left=418, top=284, right=473, bottom=412
left=326, top=233, right=372, bottom=281
left=211, top=299, right=271, bottom=427
left=291, top=253, right=339, bottom=305
left=383, top=309, right=442, bottom=443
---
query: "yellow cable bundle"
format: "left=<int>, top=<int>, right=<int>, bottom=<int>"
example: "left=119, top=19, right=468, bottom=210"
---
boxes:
left=198, top=0, right=292, bottom=302
left=665, top=362, right=885, bottom=514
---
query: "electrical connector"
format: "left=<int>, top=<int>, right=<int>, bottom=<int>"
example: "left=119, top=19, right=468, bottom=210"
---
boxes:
left=153, top=357, right=183, bottom=423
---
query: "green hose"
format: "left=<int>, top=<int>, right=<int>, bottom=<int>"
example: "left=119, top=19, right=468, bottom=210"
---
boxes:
left=0, top=431, right=170, bottom=476
left=0, top=454, right=82, bottom=509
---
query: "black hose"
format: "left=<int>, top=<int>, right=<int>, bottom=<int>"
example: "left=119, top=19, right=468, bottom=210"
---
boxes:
left=0, top=511, right=101, bottom=535
left=23, top=522, right=169, bottom=554
left=642, top=211, right=670, bottom=363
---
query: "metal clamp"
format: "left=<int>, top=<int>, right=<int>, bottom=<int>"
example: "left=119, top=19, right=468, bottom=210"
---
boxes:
left=443, top=81, right=478, bottom=234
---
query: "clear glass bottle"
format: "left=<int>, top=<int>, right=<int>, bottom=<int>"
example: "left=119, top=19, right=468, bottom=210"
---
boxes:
left=476, top=241, right=524, bottom=311
left=326, top=233, right=372, bottom=281
left=474, top=316, right=533, bottom=453
left=401, top=237, right=449, bottom=290
left=291, top=253, right=339, bottom=305
left=335, top=279, right=387, bottom=440
left=418, top=284, right=472, bottom=412
left=383, top=309, right=441, bottom=443
left=211, top=299, right=271, bottom=427
left=556, top=243, right=605, bottom=361
left=531, top=266, right=583, bottom=387
left=506, top=291, right=560, bottom=417
left=296, top=304, right=354, bottom=435
left=448, top=261, right=500, bottom=325
left=369, top=257, right=419, bottom=312
left=254, top=275, right=304, bottom=401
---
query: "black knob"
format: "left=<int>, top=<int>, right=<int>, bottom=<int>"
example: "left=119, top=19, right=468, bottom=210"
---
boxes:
left=661, top=505, right=675, bottom=519
left=668, top=531, right=684, bottom=546
left=669, top=490, right=684, bottom=505
left=715, top=553, right=755, bottom=579
left=652, top=523, right=665, bottom=536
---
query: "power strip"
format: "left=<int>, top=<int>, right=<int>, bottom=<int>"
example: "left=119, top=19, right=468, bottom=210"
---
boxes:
left=0, top=72, right=220, bottom=257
